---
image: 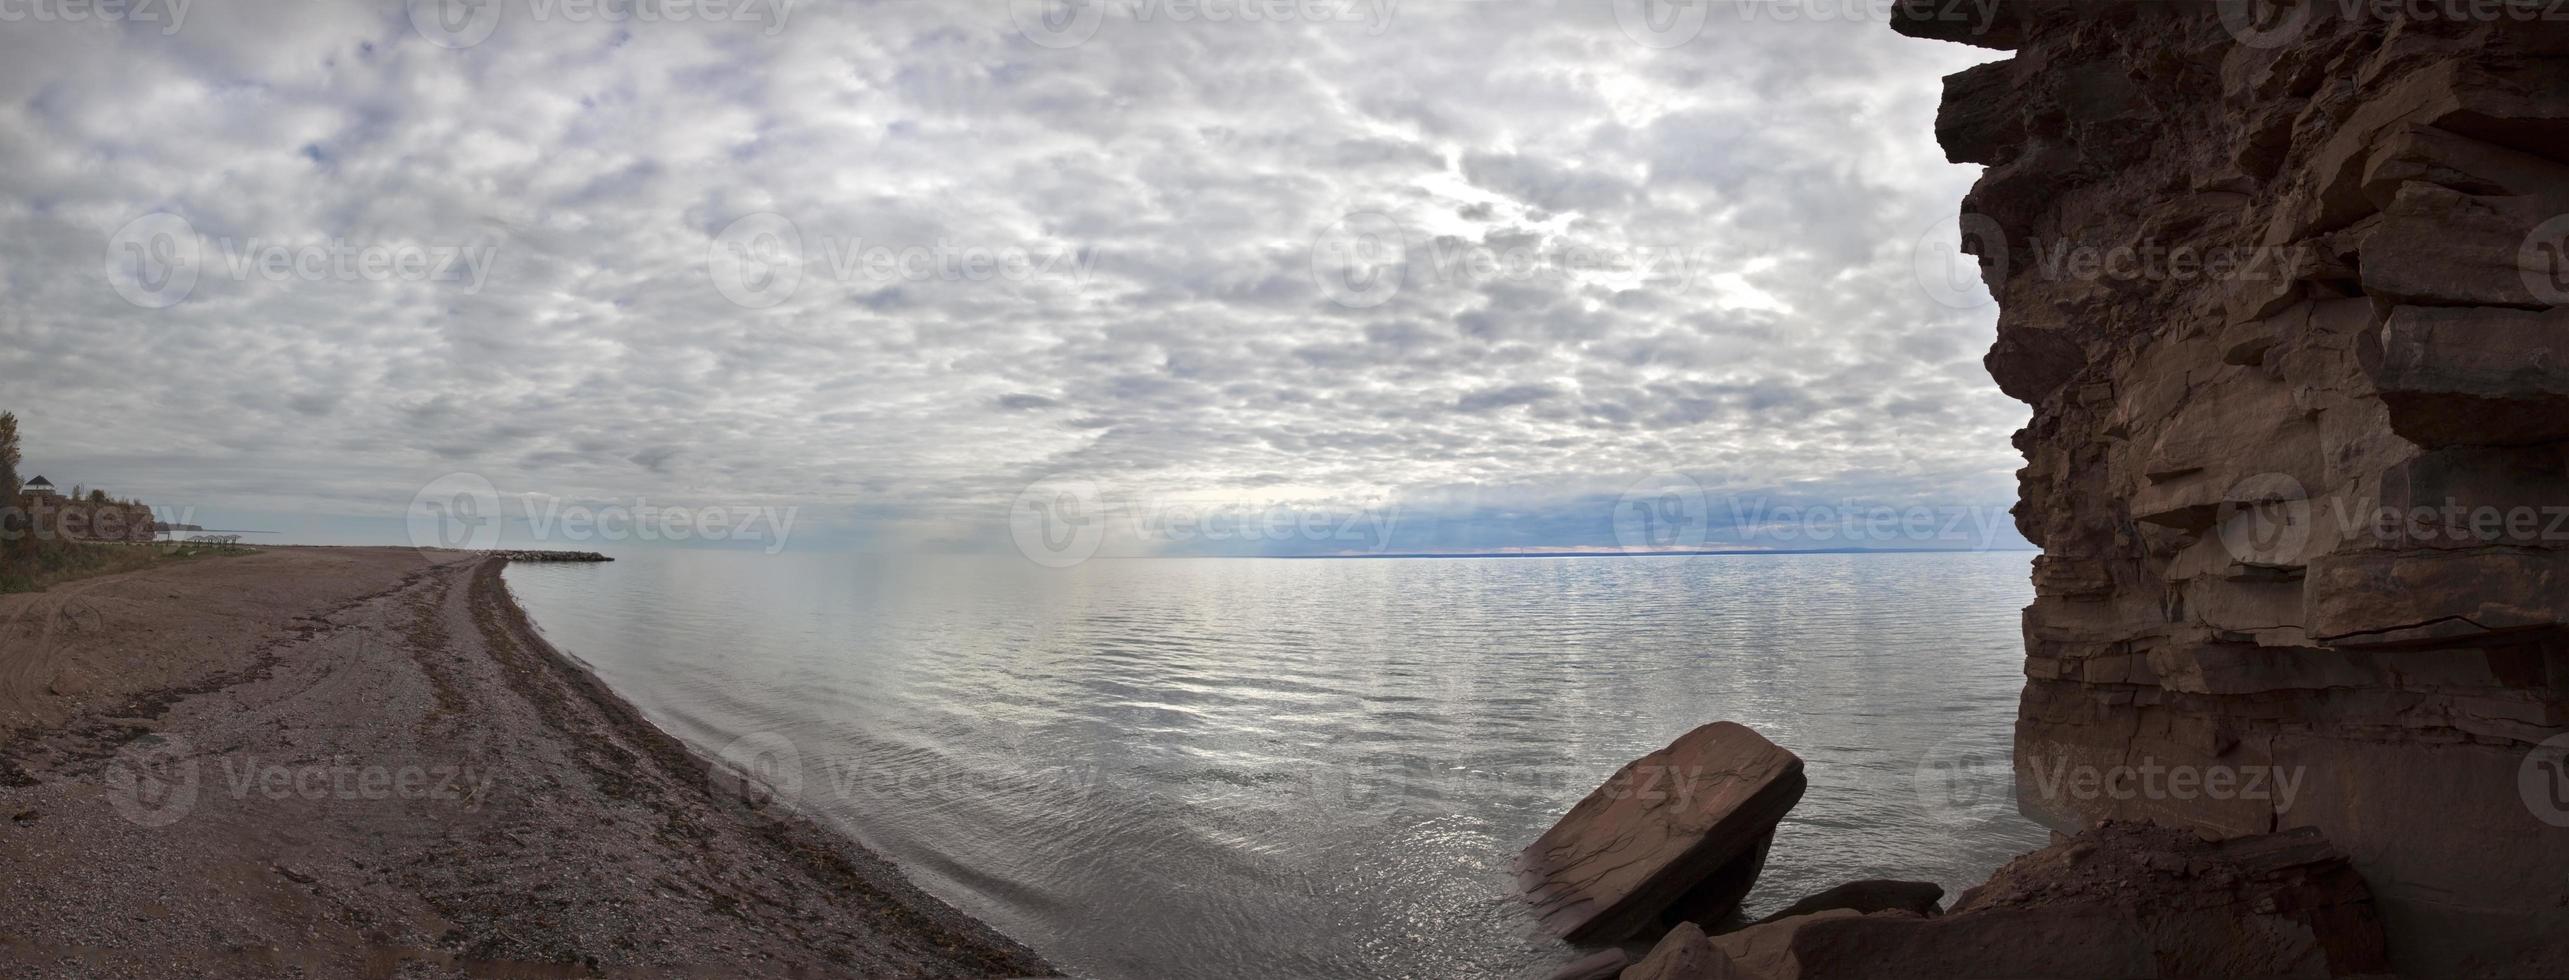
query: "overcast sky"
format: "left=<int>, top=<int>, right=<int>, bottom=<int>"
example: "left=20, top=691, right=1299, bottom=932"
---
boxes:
left=0, top=0, right=2019, bottom=556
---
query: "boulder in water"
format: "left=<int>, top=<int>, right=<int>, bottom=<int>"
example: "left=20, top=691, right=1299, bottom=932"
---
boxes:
left=1516, top=721, right=1806, bottom=943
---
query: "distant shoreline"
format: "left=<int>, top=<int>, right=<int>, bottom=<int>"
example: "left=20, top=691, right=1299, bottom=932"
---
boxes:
left=1258, top=547, right=2041, bottom=559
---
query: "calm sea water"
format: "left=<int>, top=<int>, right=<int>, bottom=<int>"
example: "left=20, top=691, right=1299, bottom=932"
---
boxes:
left=503, top=551, right=2046, bottom=980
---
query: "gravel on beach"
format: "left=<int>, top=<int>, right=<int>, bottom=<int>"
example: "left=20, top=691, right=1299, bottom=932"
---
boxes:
left=0, top=546, right=1054, bottom=979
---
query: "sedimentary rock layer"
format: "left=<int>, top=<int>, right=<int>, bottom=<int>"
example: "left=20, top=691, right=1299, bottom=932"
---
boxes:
left=1893, top=4, right=2569, bottom=975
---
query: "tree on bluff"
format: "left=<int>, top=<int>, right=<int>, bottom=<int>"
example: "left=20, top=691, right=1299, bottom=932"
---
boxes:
left=0, top=411, right=23, bottom=566
left=0, top=411, right=18, bottom=499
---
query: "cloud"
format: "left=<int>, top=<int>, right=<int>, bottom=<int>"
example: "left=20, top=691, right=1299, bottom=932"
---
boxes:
left=0, top=0, right=2016, bottom=554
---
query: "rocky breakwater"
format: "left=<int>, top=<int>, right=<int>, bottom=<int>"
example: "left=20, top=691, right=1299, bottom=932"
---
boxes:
left=1891, top=3, right=2569, bottom=975
left=494, top=549, right=614, bottom=562
left=1519, top=722, right=2389, bottom=979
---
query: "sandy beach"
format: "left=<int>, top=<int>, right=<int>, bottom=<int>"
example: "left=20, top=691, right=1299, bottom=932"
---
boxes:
left=0, top=546, right=1053, bottom=979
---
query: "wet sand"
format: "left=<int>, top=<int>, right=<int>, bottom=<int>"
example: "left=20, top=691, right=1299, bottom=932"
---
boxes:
left=0, top=546, right=1053, bottom=979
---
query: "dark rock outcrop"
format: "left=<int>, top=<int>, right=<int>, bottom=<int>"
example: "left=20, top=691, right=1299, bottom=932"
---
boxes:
left=1894, top=7, right=2569, bottom=975
left=1695, top=823, right=2385, bottom=980
left=1517, top=722, right=1807, bottom=944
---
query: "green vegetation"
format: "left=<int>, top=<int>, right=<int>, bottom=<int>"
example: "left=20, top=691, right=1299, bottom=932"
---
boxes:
left=0, top=411, right=244, bottom=594
left=0, top=538, right=256, bottom=594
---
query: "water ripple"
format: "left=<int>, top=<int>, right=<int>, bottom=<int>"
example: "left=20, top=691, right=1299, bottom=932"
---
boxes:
left=506, top=551, right=2046, bottom=980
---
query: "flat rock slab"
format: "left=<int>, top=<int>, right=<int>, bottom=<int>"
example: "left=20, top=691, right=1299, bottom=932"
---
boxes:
left=1517, top=722, right=1806, bottom=943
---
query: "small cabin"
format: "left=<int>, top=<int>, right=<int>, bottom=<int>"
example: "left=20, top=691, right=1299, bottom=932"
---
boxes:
left=22, top=475, right=55, bottom=497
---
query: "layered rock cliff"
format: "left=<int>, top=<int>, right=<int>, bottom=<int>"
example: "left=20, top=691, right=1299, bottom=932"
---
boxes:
left=1894, top=4, right=2569, bottom=975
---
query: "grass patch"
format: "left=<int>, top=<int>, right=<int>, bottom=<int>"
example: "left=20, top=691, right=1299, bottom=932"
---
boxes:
left=0, top=539, right=257, bottom=594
